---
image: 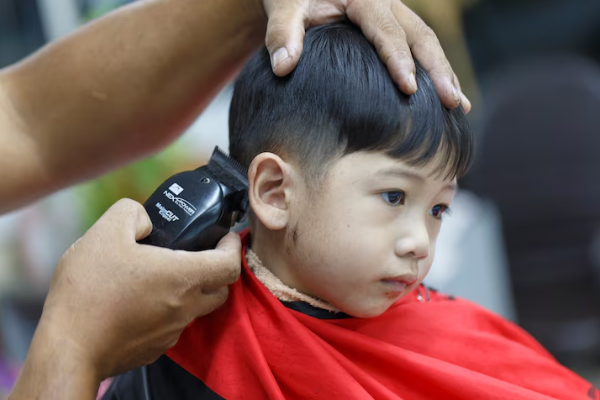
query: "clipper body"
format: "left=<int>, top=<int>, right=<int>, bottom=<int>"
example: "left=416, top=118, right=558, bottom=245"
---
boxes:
left=139, top=147, right=248, bottom=251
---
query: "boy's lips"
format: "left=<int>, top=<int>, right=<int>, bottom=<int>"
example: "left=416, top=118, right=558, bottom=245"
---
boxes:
left=382, top=274, right=418, bottom=286
left=380, top=274, right=418, bottom=298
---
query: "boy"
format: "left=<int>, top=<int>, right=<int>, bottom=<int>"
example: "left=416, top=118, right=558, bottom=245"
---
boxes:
left=104, top=23, right=594, bottom=399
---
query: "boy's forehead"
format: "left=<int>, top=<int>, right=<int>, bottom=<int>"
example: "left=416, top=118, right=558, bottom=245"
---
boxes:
left=330, top=152, right=458, bottom=186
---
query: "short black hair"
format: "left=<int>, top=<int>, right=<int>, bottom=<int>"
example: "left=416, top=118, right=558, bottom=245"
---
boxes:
left=229, top=22, right=473, bottom=181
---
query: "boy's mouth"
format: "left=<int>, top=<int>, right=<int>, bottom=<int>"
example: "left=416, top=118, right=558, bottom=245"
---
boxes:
left=382, top=274, right=418, bottom=286
left=380, top=275, right=418, bottom=298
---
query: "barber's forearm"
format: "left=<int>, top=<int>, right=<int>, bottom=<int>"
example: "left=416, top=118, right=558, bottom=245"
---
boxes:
left=0, top=0, right=265, bottom=213
left=8, top=321, right=100, bottom=400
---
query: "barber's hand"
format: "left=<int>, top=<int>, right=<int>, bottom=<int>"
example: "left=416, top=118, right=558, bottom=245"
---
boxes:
left=263, top=0, right=470, bottom=112
left=37, top=198, right=241, bottom=379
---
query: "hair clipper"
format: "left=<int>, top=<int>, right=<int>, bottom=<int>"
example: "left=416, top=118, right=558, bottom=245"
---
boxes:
left=138, top=147, right=249, bottom=251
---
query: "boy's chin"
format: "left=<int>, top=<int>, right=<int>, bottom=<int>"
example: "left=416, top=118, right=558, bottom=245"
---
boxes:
left=340, top=302, right=393, bottom=319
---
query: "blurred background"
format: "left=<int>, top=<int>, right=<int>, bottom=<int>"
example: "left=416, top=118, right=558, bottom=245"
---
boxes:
left=1, top=0, right=600, bottom=396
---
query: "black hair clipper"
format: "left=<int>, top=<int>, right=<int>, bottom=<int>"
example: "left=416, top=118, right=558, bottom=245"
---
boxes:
left=138, top=147, right=249, bottom=251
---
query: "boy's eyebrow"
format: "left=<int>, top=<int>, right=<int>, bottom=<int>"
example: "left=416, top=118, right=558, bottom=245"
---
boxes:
left=376, top=168, right=458, bottom=191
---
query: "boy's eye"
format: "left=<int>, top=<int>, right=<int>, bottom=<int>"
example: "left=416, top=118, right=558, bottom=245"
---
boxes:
left=430, top=204, right=450, bottom=219
left=381, top=191, right=405, bottom=206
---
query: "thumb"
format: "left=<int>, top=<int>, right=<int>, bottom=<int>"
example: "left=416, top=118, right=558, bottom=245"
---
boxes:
left=215, top=231, right=242, bottom=253
left=172, top=232, right=242, bottom=291
left=265, top=6, right=306, bottom=76
left=96, top=198, right=153, bottom=242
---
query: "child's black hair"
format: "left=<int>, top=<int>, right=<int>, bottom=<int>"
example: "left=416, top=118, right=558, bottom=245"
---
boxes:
left=229, top=22, right=473, bottom=181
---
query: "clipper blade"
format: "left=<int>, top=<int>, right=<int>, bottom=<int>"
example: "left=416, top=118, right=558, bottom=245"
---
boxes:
left=204, top=147, right=249, bottom=224
left=206, top=147, right=248, bottom=191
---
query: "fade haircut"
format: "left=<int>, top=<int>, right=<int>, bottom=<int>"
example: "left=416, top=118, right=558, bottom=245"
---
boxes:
left=229, top=22, right=473, bottom=182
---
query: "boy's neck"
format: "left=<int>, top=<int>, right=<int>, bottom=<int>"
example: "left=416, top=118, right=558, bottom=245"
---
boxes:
left=249, top=224, right=316, bottom=299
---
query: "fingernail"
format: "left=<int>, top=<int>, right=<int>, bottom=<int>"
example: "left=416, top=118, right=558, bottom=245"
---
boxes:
left=459, top=91, right=472, bottom=113
left=408, top=73, right=417, bottom=92
left=272, top=48, right=289, bottom=70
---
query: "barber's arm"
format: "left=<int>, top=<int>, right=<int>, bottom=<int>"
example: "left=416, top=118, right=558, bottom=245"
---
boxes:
left=0, top=0, right=265, bottom=214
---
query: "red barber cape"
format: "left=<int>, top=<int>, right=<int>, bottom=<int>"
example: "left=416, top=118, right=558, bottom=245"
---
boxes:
left=167, top=233, right=595, bottom=400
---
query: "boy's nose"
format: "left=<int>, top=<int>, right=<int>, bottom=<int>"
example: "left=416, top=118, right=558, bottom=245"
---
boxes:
left=395, top=223, right=430, bottom=260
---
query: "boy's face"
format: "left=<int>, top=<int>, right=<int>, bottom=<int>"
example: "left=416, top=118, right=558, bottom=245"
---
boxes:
left=250, top=151, right=457, bottom=318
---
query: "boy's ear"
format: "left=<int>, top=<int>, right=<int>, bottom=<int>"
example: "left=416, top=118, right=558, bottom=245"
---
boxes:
left=248, top=153, right=293, bottom=230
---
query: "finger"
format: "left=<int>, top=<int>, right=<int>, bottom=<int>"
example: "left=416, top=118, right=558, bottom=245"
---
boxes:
left=346, top=1, right=417, bottom=94
left=173, top=233, right=242, bottom=290
left=265, top=5, right=306, bottom=76
left=215, top=231, right=243, bottom=254
left=93, top=198, right=153, bottom=241
left=191, top=286, right=229, bottom=319
left=454, top=72, right=471, bottom=113
left=132, top=203, right=153, bottom=241
left=459, top=91, right=471, bottom=113
left=391, top=1, right=461, bottom=109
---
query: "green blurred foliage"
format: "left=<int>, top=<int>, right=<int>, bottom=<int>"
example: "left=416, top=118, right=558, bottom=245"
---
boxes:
left=76, top=144, right=207, bottom=232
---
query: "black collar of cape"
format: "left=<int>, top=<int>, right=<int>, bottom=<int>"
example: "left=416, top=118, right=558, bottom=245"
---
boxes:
left=281, top=300, right=351, bottom=319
